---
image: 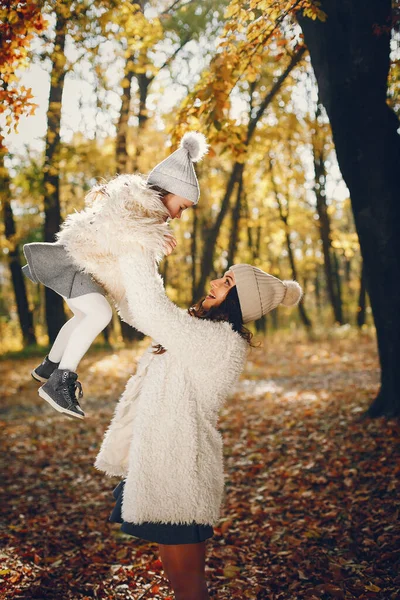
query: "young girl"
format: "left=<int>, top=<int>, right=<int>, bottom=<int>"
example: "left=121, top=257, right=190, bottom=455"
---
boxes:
left=95, top=249, right=303, bottom=599
left=22, top=131, right=208, bottom=420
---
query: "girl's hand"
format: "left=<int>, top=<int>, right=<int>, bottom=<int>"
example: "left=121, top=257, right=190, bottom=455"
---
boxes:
left=163, top=233, right=177, bottom=256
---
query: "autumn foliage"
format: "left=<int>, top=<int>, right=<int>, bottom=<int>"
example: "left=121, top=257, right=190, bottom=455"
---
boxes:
left=1, top=335, right=399, bottom=598
left=0, top=0, right=48, bottom=148
left=0, top=1, right=399, bottom=596
left=174, top=0, right=327, bottom=153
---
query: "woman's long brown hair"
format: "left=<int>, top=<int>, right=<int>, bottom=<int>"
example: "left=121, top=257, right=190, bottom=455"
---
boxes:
left=153, top=286, right=254, bottom=354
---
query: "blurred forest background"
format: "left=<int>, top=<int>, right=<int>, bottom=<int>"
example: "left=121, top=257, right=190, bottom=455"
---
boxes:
left=1, top=1, right=399, bottom=406
left=1, top=3, right=400, bottom=598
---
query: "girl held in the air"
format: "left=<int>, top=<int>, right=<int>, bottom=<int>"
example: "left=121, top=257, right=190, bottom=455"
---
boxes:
left=22, top=131, right=208, bottom=419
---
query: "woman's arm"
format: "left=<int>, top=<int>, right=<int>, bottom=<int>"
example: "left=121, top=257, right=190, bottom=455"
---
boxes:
left=117, top=249, right=247, bottom=386
left=115, top=294, right=138, bottom=329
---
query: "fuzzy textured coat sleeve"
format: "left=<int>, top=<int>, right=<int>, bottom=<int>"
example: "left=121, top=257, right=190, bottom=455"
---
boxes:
left=118, top=249, right=248, bottom=405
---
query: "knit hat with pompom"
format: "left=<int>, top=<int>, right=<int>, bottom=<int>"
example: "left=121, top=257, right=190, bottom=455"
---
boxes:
left=146, top=131, right=209, bottom=204
left=229, top=264, right=303, bottom=324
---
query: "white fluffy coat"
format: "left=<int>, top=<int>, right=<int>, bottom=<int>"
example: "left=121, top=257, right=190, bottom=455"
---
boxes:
left=56, top=173, right=170, bottom=302
left=95, top=249, right=249, bottom=526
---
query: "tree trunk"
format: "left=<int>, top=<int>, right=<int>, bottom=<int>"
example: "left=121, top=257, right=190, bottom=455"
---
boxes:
left=116, top=56, right=136, bottom=174
left=298, top=0, right=400, bottom=416
left=254, top=225, right=261, bottom=262
left=244, top=195, right=254, bottom=253
left=344, top=256, right=351, bottom=284
left=285, top=229, right=312, bottom=330
left=102, top=321, right=112, bottom=346
left=191, top=205, right=198, bottom=302
left=255, top=314, right=267, bottom=334
left=312, top=113, right=344, bottom=323
left=1, top=154, right=37, bottom=346
left=253, top=212, right=267, bottom=334
left=314, top=269, right=322, bottom=315
left=131, top=72, right=152, bottom=172
left=43, top=10, right=67, bottom=342
left=270, top=160, right=312, bottom=330
left=227, top=169, right=244, bottom=266
left=357, top=261, right=367, bottom=329
left=332, top=251, right=344, bottom=321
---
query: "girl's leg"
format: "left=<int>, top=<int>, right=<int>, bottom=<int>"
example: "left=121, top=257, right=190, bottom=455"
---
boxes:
left=158, top=541, right=210, bottom=600
left=48, top=300, right=85, bottom=363
left=58, top=293, right=112, bottom=372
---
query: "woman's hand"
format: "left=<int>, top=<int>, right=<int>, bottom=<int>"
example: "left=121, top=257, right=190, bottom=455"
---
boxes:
left=163, top=233, right=177, bottom=256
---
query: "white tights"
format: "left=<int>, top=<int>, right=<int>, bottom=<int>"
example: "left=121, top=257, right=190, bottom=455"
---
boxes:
left=48, top=293, right=113, bottom=372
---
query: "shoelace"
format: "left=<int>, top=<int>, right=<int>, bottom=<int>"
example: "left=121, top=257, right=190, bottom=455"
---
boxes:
left=61, top=379, right=83, bottom=405
left=69, top=380, right=83, bottom=401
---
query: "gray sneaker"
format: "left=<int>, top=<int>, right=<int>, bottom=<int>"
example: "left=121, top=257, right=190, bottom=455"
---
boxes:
left=38, top=369, right=85, bottom=419
left=31, top=355, right=60, bottom=383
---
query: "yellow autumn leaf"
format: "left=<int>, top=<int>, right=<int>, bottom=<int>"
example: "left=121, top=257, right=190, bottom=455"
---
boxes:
left=224, top=2, right=240, bottom=19
left=223, top=565, right=241, bottom=578
left=365, top=584, right=381, bottom=592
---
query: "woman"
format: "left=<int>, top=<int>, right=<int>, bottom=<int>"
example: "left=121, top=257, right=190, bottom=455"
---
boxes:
left=95, top=248, right=302, bottom=600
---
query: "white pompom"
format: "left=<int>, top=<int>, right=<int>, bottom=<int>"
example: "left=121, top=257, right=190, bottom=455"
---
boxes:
left=281, top=280, right=303, bottom=306
left=180, top=131, right=209, bottom=162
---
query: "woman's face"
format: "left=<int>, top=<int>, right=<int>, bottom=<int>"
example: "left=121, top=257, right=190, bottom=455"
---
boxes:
left=202, top=270, right=236, bottom=309
left=161, top=194, right=193, bottom=220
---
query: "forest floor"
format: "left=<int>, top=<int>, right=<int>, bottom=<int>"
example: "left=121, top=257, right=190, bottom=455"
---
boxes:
left=0, top=332, right=399, bottom=600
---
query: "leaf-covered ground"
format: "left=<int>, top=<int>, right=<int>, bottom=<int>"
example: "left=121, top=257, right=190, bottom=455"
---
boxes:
left=0, top=334, right=399, bottom=600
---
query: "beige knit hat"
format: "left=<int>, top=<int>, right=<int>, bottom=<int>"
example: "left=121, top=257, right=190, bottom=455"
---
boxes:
left=229, top=264, right=303, bottom=324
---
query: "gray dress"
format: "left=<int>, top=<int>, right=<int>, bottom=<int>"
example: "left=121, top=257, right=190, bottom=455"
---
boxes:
left=22, top=242, right=105, bottom=299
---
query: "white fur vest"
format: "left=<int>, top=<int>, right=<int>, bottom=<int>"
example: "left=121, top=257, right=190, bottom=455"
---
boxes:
left=95, top=249, right=249, bottom=526
left=56, top=174, right=170, bottom=302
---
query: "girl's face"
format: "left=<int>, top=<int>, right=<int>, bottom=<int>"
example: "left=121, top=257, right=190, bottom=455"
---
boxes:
left=161, top=194, right=193, bottom=220
left=202, top=270, right=236, bottom=309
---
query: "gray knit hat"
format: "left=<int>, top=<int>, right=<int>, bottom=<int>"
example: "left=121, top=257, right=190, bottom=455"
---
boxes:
left=229, top=264, right=303, bottom=324
left=146, top=131, right=209, bottom=204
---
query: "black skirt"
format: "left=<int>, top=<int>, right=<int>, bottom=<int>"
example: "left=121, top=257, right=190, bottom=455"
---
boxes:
left=109, top=480, right=214, bottom=545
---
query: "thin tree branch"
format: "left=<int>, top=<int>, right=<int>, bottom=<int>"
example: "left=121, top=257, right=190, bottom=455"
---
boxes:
left=160, top=0, right=197, bottom=17
left=247, top=46, right=306, bottom=142
left=156, top=33, right=192, bottom=74
left=226, top=0, right=304, bottom=100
